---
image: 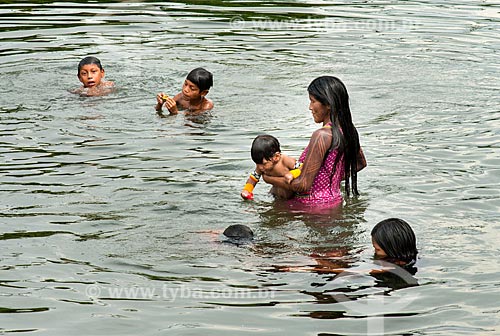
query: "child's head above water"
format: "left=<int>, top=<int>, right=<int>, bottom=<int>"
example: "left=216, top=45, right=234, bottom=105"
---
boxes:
left=251, top=134, right=281, bottom=165
left=371, top=218, right=418, bottom=266
left=186, top=67, right=213, bottom=93
left=77, top=56, right=105, bottom=88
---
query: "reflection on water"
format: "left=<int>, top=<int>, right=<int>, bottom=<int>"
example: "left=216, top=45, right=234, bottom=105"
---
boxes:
left=0, top=0, right=499, bottom=335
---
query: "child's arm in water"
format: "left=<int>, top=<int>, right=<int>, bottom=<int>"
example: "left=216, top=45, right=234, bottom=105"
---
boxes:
left=155, top=92, right=179, bottom=115
left=240, top=170, right=262, bottom=200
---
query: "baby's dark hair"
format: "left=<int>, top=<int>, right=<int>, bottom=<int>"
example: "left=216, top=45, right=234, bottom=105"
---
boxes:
left=251, top=134, right=281, bottom=164
left=371, top=218, right=418, bottom=265
left=78, top=56, right=103, bottom=73
left=186, top=67, right=213, bottom=92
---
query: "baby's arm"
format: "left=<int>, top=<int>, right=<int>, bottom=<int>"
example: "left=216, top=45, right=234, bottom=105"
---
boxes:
left=240, top=170, right=261, bottom=200
left=282, top=154, right=302, bottom=184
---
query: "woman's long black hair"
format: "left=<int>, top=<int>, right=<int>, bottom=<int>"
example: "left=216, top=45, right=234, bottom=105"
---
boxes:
left=307, top=76, right=361, bottom=197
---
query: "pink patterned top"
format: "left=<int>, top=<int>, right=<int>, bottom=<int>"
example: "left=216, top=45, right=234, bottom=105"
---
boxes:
left=291, top=132, right=345, bottom=206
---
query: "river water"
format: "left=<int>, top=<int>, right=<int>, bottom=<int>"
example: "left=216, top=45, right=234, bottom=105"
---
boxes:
left=0, top=1, right=499, bottom=335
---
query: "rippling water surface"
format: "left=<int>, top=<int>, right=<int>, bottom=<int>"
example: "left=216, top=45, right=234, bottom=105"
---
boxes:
left=1, top=1, right=499, bottom=335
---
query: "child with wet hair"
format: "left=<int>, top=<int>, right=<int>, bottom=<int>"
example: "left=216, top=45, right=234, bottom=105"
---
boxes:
left=223, top=224, right=254, bottom=240
left=371, top=218, right=418, bottom=267
left=222, top=224, right=254, bottom=246
left=156, top=67, right=213, bottom=114
left=73, top=56, right=114, bottom=96
left=241, top=134, right=301, bottom=200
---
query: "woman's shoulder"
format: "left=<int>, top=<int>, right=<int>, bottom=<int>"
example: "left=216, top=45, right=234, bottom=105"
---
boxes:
left=310, top=126, right=333, bottom=141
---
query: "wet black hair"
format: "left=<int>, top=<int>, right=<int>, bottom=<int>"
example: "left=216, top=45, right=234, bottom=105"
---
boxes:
left=307, top=76, right=362, bottom=197
left=186, top=67, right=213, bottom=92
left=223, top=224, right=254, bottom=240
left=371, top=218, right=418, bottom=265
left=250, top=134, right=281, bottom=164
left=78, top=56, right=103, bottom=74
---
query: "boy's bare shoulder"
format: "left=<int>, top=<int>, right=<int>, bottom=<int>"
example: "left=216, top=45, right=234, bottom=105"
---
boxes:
left=202, top=98, right=214, bottom=111
left=102, top=80, right=115, bottom=87
left=72, top=81, right=115, bottom=97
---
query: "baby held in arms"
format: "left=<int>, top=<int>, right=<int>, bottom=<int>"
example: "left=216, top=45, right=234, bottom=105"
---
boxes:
left=241, top=134, right=301, bottom=200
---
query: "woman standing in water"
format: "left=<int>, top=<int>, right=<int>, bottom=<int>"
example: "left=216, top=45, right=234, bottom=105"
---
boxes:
left=264, top=76, right=366, bottom=207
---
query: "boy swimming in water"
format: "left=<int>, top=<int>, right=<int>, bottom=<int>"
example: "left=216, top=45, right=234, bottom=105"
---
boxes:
left=73, top=56, right=114, bottom=96
left=155, top=67, right=214, bottom=114
left=241, top=134, right=301, bottom=200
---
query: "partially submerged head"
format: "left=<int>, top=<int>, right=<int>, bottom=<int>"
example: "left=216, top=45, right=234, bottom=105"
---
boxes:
left=223, top=224, right=254, bottom=245
left=77, top=56, right=105, bottom=88
left=371, top=218, right=418, bottom=266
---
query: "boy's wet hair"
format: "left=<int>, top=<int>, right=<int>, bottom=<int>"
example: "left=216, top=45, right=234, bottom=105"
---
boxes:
left=371, top=218, right=418, bottom=265
left=78, top=56, right=103, bottom=73
left=251, top=134, right=281, bottom=164
left=223, top=224, right=254, bottom=241
left=186, top=67, right=213, bottom=92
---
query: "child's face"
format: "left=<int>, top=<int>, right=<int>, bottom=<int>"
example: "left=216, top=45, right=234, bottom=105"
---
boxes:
left=372, top=237, right=387, bottom=258
left=182, top=79, right=207, bottom=101
left=78, top=64, right=105, bottom=88
left=256, top=153, right=280, bottom=174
